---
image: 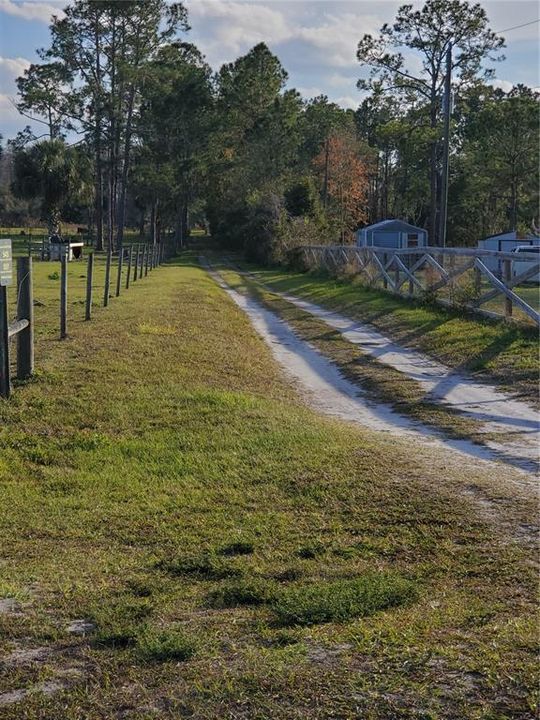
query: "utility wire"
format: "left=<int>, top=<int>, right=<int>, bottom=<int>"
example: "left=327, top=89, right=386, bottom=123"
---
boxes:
left=495, top=18, right=539, bottom=34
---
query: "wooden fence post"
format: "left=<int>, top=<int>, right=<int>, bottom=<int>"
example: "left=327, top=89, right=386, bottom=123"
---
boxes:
left=474, top=266, right=481, bottom=297
left=115, top=246, right=123, bottom=297
left=139, top=245, right=145, bottom=280
left=134, top=244, right=140, bottom=282
left=383, top=253, right=388, bottom=290
left=60, top=252, right=67, bottom=339
left=85, top=252, right=94, bottom=321
left=126, top=246, right=133, bottom=290
left=0, top=286, right=10, bottom=398
left=16, top=256, right=33, bottom=379
left=394, top=253, right=400, bottom=292
left=144, top=244, right=149, bottom=276
left=504, top=259, right=513, bottom=318
left=104, top=247, right=112, bottom=307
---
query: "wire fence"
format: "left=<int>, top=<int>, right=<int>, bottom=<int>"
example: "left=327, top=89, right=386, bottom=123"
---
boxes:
left=0, top=238, right=176, bottom=399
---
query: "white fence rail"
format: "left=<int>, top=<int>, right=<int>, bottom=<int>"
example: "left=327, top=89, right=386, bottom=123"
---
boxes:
left=301, top=245, right=540, bottom=326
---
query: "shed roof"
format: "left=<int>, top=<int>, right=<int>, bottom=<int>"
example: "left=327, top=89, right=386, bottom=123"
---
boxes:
left=480, top=231, right=517, bottom=241
left=359, top=219, right=426, bottom=234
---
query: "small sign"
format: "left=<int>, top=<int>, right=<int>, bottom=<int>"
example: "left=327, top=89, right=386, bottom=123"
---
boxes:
left=0, top=239, right=12, bottom=287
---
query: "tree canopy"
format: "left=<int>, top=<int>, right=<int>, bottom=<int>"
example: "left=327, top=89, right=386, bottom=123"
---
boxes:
left=2, top=0, right=538, bottom=261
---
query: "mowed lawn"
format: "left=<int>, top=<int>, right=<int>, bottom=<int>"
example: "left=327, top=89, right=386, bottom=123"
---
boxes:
left=0, top=255, right=537, bottom=719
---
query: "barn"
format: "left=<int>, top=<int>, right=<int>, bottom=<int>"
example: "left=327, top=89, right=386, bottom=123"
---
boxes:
left=356, top=219, right=428, bottom=249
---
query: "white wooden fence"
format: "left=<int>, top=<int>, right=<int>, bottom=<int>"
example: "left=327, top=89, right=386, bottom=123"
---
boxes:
left=301, top=245, right=540, bottom=326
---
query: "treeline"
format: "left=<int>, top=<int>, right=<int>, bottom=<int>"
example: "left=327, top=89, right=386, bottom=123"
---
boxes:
left=0, top=0, right=538, bottom=261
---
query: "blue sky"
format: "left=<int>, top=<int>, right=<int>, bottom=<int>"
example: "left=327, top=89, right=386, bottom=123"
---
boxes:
left=0, top=0, right=538, bottom=140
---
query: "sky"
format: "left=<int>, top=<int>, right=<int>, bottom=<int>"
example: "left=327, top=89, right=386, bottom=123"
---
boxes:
left=0, top=0, right=538, bottom=140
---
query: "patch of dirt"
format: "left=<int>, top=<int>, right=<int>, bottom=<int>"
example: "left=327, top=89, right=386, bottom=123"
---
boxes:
left=66, top=618, right=96, bottom=636
left=0, top=598, right=23, bottom=615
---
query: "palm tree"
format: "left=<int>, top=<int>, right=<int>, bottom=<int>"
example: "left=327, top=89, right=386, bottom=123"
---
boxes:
left=12, top=139, right=92, bottom=237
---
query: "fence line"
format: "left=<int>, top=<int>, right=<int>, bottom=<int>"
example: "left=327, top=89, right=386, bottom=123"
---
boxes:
left=301, top=245, right=540, bottom=326
left=0, top=238, right=176, bottom=398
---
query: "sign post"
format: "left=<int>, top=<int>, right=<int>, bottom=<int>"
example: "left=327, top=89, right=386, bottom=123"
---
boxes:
left=0, top=239, right=13, bottom=397
left=0, top=239, right=12, bottom=287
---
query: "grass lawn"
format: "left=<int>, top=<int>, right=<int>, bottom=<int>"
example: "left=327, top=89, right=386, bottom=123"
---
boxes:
left=241, top=263, right=539, bottom=403
left=0, top=254, right=537, bottom=719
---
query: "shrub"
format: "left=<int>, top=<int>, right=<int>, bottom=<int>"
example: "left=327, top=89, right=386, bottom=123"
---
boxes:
left=271, top=573, right=417, bottom=626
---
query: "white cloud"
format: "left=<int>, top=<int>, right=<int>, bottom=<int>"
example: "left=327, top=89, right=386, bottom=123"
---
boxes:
left=0, top=55, right=31, bottom=81
left=327, top=72, right=355, bottom=88
left=0, top=56, right=31, bottom=137
left=0, top=0, right=64, bottom=24
left=295, top=85, right=324, bottom=99
left=189, top=0, right=290, bottom=62
left=188, top=1, right=385, bottom=69
left=0, top=93, right=23, bottom=132
left=490, top=78, right=515, bottom=92
left=295, top=11, right=381, bottom=67
left=0, top=55, right=31, bottom=97
left=333, top=95, right=359, bottom=110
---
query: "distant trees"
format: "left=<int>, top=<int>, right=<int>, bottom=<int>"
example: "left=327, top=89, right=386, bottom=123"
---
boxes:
left=12, top=139, right=92, bottom=236
left=357, top=0, right=505, bottom=244
left=2, top=0, right=538, bottom=261
left=313, top=132, right=368, bottom=241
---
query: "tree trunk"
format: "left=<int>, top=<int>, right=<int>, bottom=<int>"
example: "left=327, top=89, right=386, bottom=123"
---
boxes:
left=322, top=138, right=329, bottom=208
left=150, top=201, right=158, bottom=244
left=93, top=14, right=104, bottom=251
left=115, top=84, right=136, bottom=249
left=138, top=208, right=145, bottom=236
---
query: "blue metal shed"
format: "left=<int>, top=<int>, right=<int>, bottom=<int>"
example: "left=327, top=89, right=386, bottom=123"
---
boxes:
left=356, top=219, right=428, bottom=249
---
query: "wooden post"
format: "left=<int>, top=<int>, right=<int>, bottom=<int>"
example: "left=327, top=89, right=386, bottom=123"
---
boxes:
left=144, top=244, right=149, bottom=276
left=133, top=243, right=141, bottom=282
left=394, top=253, right=400, bottom=293
left=104, top=247, right=112, bottom=306
left=85, top=252, right=94, bottom=321
left=115, top=246, right=123, bottom=297
left=139, top=244, right=145, bottom=280
left=504, top=259, right=513, bottom=318
left=0, top=286, right=10, bottom=398
left=126, top=245, right=133, bottom=290
left=16, top=257, right=33, bottom=380
left=474, top=266, right=481, bottom=297
left=383, top=253, right=388, bottom=290
left=449, top=255, right=456, bottom=302
left=60, top=253, right=67, bottom=339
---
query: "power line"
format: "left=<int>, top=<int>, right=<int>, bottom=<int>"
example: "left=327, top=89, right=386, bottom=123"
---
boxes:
left=495, top=18, right=539, bottom=34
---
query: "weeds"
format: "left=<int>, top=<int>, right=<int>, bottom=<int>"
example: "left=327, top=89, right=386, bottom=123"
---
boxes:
left=206, top=578, right=277, bottom=608
left=136, top=628, right=196, bottom=663
left=271, top=574, right=418, bottom=626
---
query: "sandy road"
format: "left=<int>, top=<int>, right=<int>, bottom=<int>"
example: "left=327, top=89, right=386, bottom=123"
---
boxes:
left=202, top=258, right=538, bottom=486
